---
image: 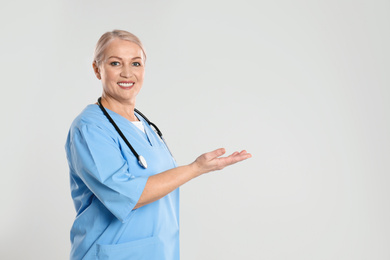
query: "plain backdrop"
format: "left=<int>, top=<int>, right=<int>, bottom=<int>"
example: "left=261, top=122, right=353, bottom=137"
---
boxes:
left=1, top=0, right=389, bottom=259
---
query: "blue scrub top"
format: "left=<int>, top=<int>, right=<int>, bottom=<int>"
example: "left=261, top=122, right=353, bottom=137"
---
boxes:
left=65, top=104, right=179, bottom=260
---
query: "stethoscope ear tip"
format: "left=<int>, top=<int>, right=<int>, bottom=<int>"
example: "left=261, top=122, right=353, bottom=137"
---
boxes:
left=138, top=155, right=148, bottom=169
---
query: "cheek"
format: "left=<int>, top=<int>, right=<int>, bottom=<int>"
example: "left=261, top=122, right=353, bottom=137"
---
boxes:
left=101, top=71, right=117, bottom=89
left=138, top=70, right=145, bottom=80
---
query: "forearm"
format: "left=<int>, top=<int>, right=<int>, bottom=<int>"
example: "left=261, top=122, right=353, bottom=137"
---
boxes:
left=134, top=163, right=200, bottom=209
left=134, top=148, right=251, bottom=209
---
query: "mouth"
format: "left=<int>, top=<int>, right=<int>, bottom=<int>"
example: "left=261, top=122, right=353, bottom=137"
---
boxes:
left=118, top=82, right=134, bottom=89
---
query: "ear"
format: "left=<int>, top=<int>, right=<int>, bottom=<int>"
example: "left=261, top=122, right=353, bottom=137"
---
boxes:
left=92, top=62, right=101, bottom=80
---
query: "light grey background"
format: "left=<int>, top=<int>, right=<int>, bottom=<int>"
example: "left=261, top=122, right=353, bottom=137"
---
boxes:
left=1, top=0, right=389, bottom=259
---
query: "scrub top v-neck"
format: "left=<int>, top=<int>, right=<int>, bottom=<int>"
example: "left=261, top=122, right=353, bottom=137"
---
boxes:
left=65, top=104, right=179, bottom=260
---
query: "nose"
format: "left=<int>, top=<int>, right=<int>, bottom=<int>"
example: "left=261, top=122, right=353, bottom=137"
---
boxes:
left=120, top=66, right=133, bottom=78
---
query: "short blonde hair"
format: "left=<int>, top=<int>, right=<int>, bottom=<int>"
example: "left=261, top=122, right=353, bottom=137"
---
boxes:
left=93, top=29, right=147, bottom=66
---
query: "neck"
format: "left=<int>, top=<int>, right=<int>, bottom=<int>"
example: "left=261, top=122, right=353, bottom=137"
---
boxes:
left=100, top=95, right=138, bottom=122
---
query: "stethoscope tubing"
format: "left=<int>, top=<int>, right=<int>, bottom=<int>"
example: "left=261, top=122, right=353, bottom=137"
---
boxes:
left=97, top=97, right=173, bottom=169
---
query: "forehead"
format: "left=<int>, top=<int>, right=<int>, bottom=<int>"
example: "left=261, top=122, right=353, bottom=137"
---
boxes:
left=104, top=39, right=144, bottom=60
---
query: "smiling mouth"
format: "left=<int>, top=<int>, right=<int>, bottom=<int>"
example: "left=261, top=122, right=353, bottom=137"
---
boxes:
left=118, top=82, right=134, bottom=88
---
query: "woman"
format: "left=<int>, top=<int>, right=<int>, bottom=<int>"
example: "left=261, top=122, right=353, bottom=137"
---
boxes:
left=65, top=30, right=251, bottom=260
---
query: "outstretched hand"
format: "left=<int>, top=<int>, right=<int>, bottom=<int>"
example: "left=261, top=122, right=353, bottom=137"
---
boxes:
left=191, top=148, right=252, bottom=176
left=135, top=148, right=251, bottom=209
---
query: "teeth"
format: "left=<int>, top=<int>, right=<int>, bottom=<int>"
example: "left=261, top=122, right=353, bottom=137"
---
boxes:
left=118, top=82, right=134, bottom=87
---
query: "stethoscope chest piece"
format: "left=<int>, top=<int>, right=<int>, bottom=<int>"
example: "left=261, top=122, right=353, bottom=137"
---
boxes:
left=97, top=97, right=173, bottom=170
left=138, top=155, right=148, bottom=169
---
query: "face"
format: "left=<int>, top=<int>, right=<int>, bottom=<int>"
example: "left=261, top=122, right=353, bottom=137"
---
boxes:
left=93, top=38, right=145, bottom=105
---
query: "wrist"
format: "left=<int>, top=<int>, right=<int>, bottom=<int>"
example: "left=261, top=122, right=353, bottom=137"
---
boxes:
left=188, top=161, right=203, bottom=178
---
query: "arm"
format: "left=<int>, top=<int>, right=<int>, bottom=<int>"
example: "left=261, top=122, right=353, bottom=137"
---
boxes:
left=134, top=148, right=251, bottom=209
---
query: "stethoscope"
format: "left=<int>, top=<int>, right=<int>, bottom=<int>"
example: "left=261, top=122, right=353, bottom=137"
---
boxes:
left=97, top=97, right=173, bottom=169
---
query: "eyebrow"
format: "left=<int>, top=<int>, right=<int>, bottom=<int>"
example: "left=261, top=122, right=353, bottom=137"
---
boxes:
left=107, top=56, right=143, bottom=60
left=108, top=56, right=122, bottom=60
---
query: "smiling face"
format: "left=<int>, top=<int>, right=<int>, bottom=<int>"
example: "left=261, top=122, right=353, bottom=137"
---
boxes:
left=93, top=38, right=145, bottom=106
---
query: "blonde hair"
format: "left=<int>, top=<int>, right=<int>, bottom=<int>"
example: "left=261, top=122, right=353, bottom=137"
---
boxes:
left=93, top=29, right=147, bottom=66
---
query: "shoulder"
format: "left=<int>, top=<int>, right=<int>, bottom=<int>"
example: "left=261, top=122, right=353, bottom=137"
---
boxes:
left=69, top=104, right=114, bottom=137
left=71, top=104, right=104, bottom=128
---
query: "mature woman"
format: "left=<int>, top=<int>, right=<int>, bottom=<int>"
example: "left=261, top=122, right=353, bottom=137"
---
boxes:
left=65, top=30, right=251, bottom=260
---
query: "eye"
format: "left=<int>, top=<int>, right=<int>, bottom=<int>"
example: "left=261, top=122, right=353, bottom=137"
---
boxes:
left=110, top=61, right=120, bottom=66
left=132, top=62, right=141, bottom=67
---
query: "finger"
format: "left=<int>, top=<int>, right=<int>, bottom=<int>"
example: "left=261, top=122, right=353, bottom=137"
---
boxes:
left=228, top=150, right=247, bottom=158
left=229, top=151, right=252, bottom=162
left=230, top=151, right=239, bottom=156
left=217, top=156, right=242, bottom=168
left=205, top=148, right=226, bottom=160
left=238, top=150, right=251, bottom=158
left=214, top=152, right=250, bottom=169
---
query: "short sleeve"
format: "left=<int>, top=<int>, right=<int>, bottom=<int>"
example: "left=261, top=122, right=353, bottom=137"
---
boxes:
left=68, top=123, right=148, bottom=223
